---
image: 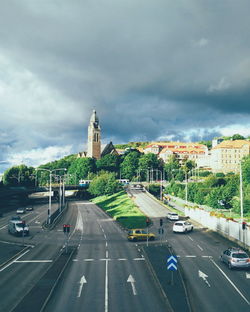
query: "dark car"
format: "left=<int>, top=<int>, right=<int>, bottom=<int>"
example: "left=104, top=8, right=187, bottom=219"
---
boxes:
left=10, top=216, right=22, bottom=221
left=26, top=206, right=34, bottom=211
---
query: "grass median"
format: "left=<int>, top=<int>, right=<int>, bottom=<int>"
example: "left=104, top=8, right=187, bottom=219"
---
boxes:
left=90, top=190, right=147, bottom=229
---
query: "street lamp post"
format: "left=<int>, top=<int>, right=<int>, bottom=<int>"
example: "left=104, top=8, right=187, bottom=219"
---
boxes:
left=36, top=168, right=67, bottom=225
left=152, top=169, right=163, bottom=201
left=239, top=162, right=244, bottom=224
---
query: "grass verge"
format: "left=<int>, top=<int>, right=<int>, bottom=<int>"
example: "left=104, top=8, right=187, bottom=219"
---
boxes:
left=90, top=190, right=147, bottom=229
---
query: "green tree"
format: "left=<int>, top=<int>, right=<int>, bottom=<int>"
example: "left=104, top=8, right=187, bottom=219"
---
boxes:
left=138, top=153, right=161, bottom=181
left=164, top=155, right=181, bottom=181
left=120, top=151, right=141, bottom=180
left=88, top=172, right=122, bottom=196
left=67, top=157, right=96, bottom=184
left=232, top=134, right=245, bottom=140
left=242, top=156, right=250, bottom=184
left=96, top=154, right=120, bottom=174
left=3, top=165, right=35, bottom=187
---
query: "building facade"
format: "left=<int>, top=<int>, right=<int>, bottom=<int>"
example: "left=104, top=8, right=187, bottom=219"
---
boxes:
left=211, top=140, right=250, bottom=173
left=144, top=142, right=209, bottom=166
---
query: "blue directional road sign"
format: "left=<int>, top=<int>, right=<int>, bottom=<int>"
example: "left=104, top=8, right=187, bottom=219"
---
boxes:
left=167, top=255, right=177, bottom=271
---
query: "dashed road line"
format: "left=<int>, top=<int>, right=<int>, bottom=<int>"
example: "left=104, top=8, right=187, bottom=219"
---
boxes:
left=197, top=245, right=203, bottom=251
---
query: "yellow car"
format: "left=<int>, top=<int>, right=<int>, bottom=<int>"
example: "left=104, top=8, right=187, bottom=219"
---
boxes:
left=127, top=229, right=155, bottom=242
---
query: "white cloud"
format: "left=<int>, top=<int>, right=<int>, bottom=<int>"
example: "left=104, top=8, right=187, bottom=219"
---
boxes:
left=207, top=77, right=231, bottom=93
left=192, top=38, right=209, bottom=47
left=217, top=124, right=250, bottom=138
left=7, top=145, right=73, bottom=168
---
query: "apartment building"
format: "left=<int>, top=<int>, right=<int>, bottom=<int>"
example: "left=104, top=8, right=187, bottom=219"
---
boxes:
left=211, top=140, right=250, bottom=173
left=143, top=142, right=209, bottom=165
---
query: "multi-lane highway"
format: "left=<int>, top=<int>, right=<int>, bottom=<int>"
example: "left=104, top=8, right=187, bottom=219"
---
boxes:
left=131, top=188, right=250, bottom=312
left=0, top=189, right=249, bottom=312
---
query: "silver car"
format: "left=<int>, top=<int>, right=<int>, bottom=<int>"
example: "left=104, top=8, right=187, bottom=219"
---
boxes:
left=220, top=247, right=250, bottom=269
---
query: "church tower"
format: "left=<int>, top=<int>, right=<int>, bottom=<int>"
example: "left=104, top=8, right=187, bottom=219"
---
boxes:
left=87, top=110, right=101, bottom=159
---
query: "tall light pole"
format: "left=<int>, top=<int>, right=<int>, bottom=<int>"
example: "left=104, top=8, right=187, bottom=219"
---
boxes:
left=185, top=171, right=188, bottom=205
left=239, top=162, right=244, bottom=223
left=153, top=169, right=163, bottom=201
left=36, top=168, right=67, bottom=225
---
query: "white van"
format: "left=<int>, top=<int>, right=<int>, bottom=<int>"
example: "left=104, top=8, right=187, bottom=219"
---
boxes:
left=8, top=220, right=29, bottom=236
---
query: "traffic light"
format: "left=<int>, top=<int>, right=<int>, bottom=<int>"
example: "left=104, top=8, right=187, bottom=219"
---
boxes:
left=160, top=218, right=163, bottom=227
left=63, top=224, right=70, bottom=233
left=146, top=218, right=150, bottom=227
left=242, top=222, right=247, bottom=230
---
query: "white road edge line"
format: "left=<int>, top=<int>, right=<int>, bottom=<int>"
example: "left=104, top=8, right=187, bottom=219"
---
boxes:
left=105, top=255, right=109, bottom=312
left=210, top=258, right=250, bottom=306
left=0, top=249, right=30, bottom=272
left=15, top=260, right=53, bottom=263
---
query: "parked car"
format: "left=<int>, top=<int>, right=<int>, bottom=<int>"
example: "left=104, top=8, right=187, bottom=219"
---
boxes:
left=8, top=220, right=29, bottom=236
left=220, top=247, right=250, bottom=269
left=167, top=212, right=179, bottom=221
left=16, top=208, right=25, bottom=214
left=127, top=229, right=155, bottom=242
left=173, top=221, right=193, bottom=233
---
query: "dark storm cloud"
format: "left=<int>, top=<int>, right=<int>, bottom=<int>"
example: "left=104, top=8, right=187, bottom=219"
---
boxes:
left=0, top=0, right=250, bottom=171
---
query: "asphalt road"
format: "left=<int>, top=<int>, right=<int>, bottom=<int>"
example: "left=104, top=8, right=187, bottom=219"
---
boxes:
left=44, top=201, right=169, bottom=312
left=1, top=190, right=249, bottom=312
left=0, top=201, right=76, bottom=312
left=131, top=189, right=250, bottom=312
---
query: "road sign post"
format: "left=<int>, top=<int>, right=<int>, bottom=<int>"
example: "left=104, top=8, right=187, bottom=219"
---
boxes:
left=146, top=218, right=150, bottom=247
left=63, top=224, right=70, bottom=253
left=167, top=255, right=177, bottom=285
left=21, top=221, right=25, bottom=246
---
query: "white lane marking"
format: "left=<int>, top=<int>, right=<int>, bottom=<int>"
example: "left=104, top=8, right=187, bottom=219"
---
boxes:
left=84, top=259, right=94, bottom=262
left=202, top=256, right=212, bottom=258
left=77, top=275, right=87, bottom=298
left=106, top=250, right=108, bottom=258
left=246, top=273, right=250, bottom=279
left=118, top=259, right=127, bottom=261
left=133, top=258, right=145, bottom=261
left=106, top=242, right=108, bottom=248
left=210, top=258, right=250, bottom=305
left=15, top=260, right=52, bottom=263
left=127, top=275, right=137, bottom=295
left=75, top=207, right=84, bottom=233
left=0, top=224, right=7, bottom=230
left=104, top=234, right=107, bottom=240
left=186, top=255, right=196, bottom=258
left=188, top=236, right=194, bottom=241
left=198, top=270, right=211, bottom=287
left=197, top=245, right=203, bottom=251
left=105, top=255, right=109, bottom=312
left=0, top=249, right=30, bottom=272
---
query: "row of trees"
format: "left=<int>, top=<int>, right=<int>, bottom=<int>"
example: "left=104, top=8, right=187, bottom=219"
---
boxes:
left=165, top=156, right=250, bottom=215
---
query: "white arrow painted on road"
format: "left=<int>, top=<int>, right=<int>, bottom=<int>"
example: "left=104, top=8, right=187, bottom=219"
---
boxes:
left=127, top=275, right=137, bottom=295
left=246, top=272, right=250, bottom=279
left=199, top=270, right=211, bottom=287
left=77, top=275, right=87, bottom=298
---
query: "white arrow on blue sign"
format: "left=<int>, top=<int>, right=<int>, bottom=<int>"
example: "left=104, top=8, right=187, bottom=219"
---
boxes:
left=167, top=255, right=177, bottom=271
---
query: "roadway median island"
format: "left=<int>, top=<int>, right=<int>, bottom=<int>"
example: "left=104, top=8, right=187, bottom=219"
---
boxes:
left=91, top=190, right=148, bottom=229
left=142, top=244, right=192, bottom=312
left=11, top=247, right=76, bottom=312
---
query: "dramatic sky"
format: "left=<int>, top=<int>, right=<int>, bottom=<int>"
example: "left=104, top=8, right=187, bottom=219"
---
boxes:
left=1, top=0, right=250, bottom=173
